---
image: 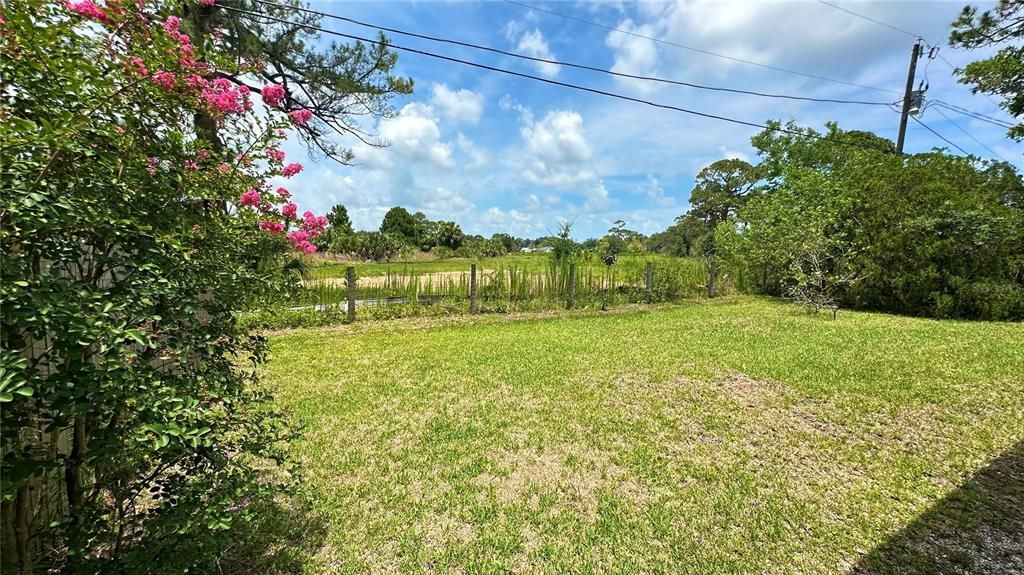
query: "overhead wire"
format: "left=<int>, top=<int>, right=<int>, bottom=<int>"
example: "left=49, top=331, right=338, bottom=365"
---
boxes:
left=814, top=0, right=1016, bottom=131
left=814, top=0, right=922, bottom=38
left=910, top=115, right=972, bottom=155
left=222, top=4, right=901, bottom=154
left=931, top=106, right=1010, bottom=161
left=502, top=0, right=901, bottom=95
left=931, top=100, right=1015, bottom=128
left=248, top=0, right=894, bottom=107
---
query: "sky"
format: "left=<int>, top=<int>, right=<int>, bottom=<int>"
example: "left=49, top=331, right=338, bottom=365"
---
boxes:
left=271, top=0, right=1023, bottom=239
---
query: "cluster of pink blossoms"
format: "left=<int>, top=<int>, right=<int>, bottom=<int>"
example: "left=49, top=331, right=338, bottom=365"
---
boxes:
left=301, top=212, right=329, bottom=235
left=238, top=189, right=261, bottom=207
left=289, top=109, right=313, bottom=126
left=258, top=220, right=285, bottom=234
left=152, top=71, right=176, bottom=91
left=66, top=0, right=113, bottom=24
left=72, top=5, right=328, bottom=256
left=286, top=230, right=317, bottom=254
left=201, top=78, right=252, bottom=117
left=267, top=148, right=285, bottom=163
left=261, top=84, right=286, bottom=108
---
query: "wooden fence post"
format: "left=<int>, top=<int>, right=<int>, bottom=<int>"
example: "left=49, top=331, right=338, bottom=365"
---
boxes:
left=567, top=263, right=576, bottom=310
left=470, top=264, right=479, bottom=313
left=346, top=266, right=356, bottom=322
left=645, top=261, right=654, bottom=304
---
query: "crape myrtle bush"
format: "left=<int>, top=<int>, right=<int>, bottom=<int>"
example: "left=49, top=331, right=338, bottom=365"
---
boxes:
left=1, top=0, right=330, bottom=571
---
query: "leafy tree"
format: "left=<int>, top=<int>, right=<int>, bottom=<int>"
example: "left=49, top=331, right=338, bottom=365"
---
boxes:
left=687, top=159, right=761, bottom=297
left=180, top=0, right=414, bottom=162
left=327, top=204, right=354, bottom=236
left=490, top=233, right=517, bottom=253
left=349, top=231, right=401, bottom=261
left=379, top=206, right=418, bottom=243
left=690, top=159, right=761, bottom=225
left=317, top=203, right=353, bottom=251
left=950, top=0, right=1024, bottom=140
left=743, top=122, right=1024, bottom=319
left=647, top=213, right=706, bottom=257
left=436, top=221, right=465, bottom=249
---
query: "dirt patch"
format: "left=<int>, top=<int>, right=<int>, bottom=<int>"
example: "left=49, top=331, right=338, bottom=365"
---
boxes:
left=309, top=270, right=494, bottom=289
left=474, top=442, right=651, bottom=521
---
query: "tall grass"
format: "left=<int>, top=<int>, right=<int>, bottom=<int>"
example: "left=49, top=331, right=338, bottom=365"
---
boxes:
left=291, top=255, right=713, bottom=319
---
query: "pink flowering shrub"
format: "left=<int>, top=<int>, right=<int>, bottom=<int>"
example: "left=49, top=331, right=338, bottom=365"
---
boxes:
left=267, top=148, right=285, bottom=163
left=276, top=187, right=290, bottom=199
left=281, top=202, right=297, bottom=220
left=281, top=162, right=303, bottom=177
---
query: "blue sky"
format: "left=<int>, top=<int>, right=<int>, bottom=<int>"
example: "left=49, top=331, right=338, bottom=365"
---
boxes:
left=272, top=0, right=1022, bottom=239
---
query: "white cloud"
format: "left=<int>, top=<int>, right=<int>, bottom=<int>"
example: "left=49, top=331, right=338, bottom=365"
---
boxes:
left=457, top=133, right=488, bottom=170
left=718, top=146, right=751, bottom=163
left=422, top=186, right=474, bottom=217
left=521, top=110, right=592, bottom=164
left=359, top=103, right=454, bottom=169
left=605, top=18, right=659, bottom=93
left=514, top=28, right=561, bottom=78
left=430, top=83, right=484, bottom=124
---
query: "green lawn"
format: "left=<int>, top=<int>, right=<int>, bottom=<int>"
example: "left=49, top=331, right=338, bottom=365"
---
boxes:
left=260, top=297, right=1024, bottom=574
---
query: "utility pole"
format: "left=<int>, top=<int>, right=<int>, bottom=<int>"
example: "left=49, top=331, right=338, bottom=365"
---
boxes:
left=896, top=41, right=922, bottom=154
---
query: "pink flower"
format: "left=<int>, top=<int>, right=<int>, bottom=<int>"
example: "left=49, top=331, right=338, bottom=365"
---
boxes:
left=184, top=74, right=207, bottom=90
left=184, top=160, right=198, bottom=170
left=201, top=78, right=250, bottom=116
left=115, top=126, right=125, bottom=134
left=267, top=148, right=285, bottom=163
left=276, top=187, right=290, bottom=199
left=146, top=157, right=159, bottom=176
left=288, top=230, right=310, bottom=243
left=197, top=0, right=215, bottom=5
left=281, top=162, right=303, bottom=177
left=217, top=163, right=231, bottom=174
left=259, top=220, right=285, bottom=234
left=66, top=0, right=111, bottom=23
left=162, top=16, right=181, bottom=33
left=261, top=84, right=286, bottom=108
left=289, top=109, right=313, bottom=126
left=276, top=129, right=288, bottom=138
left=281, top=203, right=297, bottom=220
left=301, top=213, right=329, bottom=236
left=152, top=71, right=176, bottom=91
left=294, top=240, right=317, bottom=254
left=239, top=189, right=261, bottom=207
left=128, top=57, right=147, bottom=76
left=197, top=148, right=211, bottom=161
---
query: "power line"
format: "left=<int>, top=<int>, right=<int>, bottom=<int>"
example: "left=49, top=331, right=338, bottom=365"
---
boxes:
left=910, top=115, right=971, bottom=155
left=932, top=106, right=1009, bottom=161
left=249, top=0, right=893, bottom=107
left=932, top=100, right=1015, bottom=129
left=223, top=5, right=899, bottom=154
left=503, top=0, right=901, bottom=95
left=815, top=0, right=921, bottom=39
left=809, top=1, right=1013, bottom=123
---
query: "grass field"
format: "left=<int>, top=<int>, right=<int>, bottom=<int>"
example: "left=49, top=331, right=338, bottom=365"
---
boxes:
left=259, top=297, right=1024, bottom=574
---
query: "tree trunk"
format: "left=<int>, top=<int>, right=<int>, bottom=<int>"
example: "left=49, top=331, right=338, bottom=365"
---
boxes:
left=707, top=256, right=718, bottom=299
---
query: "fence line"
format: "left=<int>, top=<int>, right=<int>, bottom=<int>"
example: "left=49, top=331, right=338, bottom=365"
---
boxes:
left=303, top=258, right=724, bottom=322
